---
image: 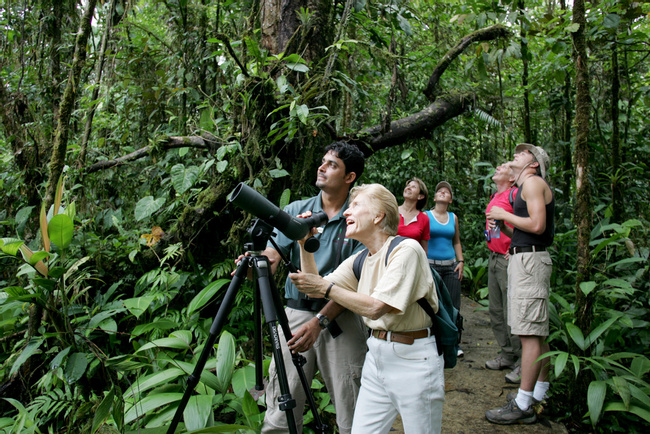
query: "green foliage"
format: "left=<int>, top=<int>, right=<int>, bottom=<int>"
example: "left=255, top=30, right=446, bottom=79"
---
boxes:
left=544, top=219, right=650, bottom=431
left=0, top=0, right=649, bottom=432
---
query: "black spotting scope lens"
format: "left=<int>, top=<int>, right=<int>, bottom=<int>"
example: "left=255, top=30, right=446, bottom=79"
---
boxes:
left=230, top=183, right=328, bottom=243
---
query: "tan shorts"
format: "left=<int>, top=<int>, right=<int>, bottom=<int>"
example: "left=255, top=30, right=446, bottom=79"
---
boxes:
left=507, top=251, right=552, bottom=336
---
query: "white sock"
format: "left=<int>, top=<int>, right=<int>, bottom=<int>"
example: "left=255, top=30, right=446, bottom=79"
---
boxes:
left=533, top=381, right=550, bottom=401
left=515, top=389, right=534, bottom=411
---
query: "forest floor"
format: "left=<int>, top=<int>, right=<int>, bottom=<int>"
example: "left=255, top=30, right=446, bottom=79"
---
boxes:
left=391, top=295, right=569, bottom=433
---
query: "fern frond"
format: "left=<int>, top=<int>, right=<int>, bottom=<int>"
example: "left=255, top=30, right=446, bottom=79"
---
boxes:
left=473, top=108, right=502, bottom=128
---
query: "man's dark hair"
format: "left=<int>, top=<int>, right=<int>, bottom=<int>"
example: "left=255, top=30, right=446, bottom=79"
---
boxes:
left=324, top=141, right=365, bottom=185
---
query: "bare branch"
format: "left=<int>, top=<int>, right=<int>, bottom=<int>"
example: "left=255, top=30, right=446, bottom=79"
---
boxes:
left=424, top=25, right=510, bottom=101
left=84, top=135, right=225, bottom=174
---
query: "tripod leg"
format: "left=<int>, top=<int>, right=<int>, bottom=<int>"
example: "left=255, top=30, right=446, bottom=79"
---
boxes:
left=253, top=257, right=299, bottom=434
left=254, top=284, right=264, bottom=393
left=267, top=272, right=330, bottom=434
left=167, top=257, right=251, bottom=434
left=254, top=257, right=329, bottom=434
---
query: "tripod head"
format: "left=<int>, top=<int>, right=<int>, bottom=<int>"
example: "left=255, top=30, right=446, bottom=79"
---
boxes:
left=244, top=219, right=274, bottom=252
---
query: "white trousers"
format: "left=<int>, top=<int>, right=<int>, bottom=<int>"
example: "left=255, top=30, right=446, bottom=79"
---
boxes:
left=352, top=335, right=445, bottom=434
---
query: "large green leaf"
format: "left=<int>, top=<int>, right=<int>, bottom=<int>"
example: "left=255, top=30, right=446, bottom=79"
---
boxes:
left=134, top=196, right=165, bottom=221
left=136, top=337, right=192, bottom=353
left=241, top=390, right=260, bottom=427
left=48, top=214, right=74, bottom=250
left=603, top=13, right=620, bottom=29
left=603, top=402, right=650, bottom=424
left=124, top=368, right=185, bottom=399
left=216, top=331, right=235, bottom=394
left=92, top=387, right=115, bottom=434
left=232, top=365, right=257, bottom=399
left=65, top=352, right=89, bottom=384
left=585, top=315, right=620, bottom=347
left=1, top=238, right=24, bottom=256
left=611, top=376, right=631, bottom=409
left=131, top=319, right=178, bottom=337
left=554, top=352, right=569, bottom=378
left=187, top=279, right=230, bottom=317
left=124, top=393, right=183, bottom=424
left=10, top=337, right=44, bottom=376
left=566, top=323, right=586, bottom=351
left=124, top=296, right=155, bottom=319
left=183, top=395, right=213, bottom=431
left=587, top=380, right=606, bottom=426
left=171, top=164, right=199, bottom=194
left=50, top=346, right=72, bottom=370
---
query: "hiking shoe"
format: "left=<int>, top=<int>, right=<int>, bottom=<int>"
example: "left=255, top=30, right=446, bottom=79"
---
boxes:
left=485, top=399, right=537, bottom=425
left=506, top=392, right=540, bottom=406
left=505, top=365, right=521, bottom=384
left=485, top=356, right=516, bottom=370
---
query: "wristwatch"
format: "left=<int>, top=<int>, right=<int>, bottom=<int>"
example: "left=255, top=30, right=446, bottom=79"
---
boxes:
left=316, top=313, right=330, bottom=329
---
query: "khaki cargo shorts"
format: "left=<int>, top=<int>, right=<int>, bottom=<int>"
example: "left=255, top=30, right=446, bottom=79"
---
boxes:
left=507, top=251, right=552, bottom=336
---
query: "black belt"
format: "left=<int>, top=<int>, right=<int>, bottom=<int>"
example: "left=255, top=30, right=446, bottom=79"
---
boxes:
left=287, top=297, right=328, bottom=312
left=509, top=245, right=546, bottom=255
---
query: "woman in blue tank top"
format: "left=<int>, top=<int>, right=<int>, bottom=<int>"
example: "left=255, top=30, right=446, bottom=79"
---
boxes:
left=426, top=181, right=465, bottom=355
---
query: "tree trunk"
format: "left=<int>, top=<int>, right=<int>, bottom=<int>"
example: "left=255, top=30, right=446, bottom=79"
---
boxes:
left=569, top=0, right=594, bottom=416
left=519, top=0, right=531, bottom=143
left=43, top=0, right=98, bottom=211
left=611, top=39, right=622, bottom=222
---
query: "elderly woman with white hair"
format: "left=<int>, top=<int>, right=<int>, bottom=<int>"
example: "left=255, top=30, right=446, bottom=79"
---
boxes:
left=290, top=183, right=445, bottom=433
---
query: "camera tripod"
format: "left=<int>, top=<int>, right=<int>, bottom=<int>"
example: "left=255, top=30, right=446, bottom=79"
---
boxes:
left=168, top=219, right=328, bottom=434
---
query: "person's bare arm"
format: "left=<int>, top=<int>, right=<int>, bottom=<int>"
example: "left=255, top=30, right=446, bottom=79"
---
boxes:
left=452, top=216, right=464, bottom=281
left=487, top=178, right=548, bottom=235
left=290, top=272, right=397, bottom=320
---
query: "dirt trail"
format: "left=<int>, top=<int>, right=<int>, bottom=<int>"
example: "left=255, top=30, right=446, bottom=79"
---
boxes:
left=392, top=296, right=568, bottom=433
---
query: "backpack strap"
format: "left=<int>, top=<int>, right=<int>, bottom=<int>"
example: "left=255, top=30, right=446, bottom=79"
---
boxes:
left=509, top=187, right=516, bottom=208
left=352, top=237, right=444, bottom=357
left=352, top=249, right=370, bottom=281
left=352, top=236, right=408, bottom=281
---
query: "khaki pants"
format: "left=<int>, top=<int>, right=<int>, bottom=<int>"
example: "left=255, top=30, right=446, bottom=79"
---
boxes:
left=262, top=307, right=368, bottom=434
left=488, top=251, right=521, bottom=363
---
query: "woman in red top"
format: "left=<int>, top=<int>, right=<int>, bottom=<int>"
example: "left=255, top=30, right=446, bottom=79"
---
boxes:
left=396, top=177, right=430, bottom=251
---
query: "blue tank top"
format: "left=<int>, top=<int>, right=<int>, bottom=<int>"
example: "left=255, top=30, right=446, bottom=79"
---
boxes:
left=426, top=211, right=456, bottom=260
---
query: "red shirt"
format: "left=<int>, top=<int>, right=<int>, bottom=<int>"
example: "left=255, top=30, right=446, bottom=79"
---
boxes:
left=485, top=187, right=517, bottom=255
left=397, top=212, right=430, bottom=243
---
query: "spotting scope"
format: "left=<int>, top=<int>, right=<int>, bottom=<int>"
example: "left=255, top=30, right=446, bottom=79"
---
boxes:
left=230, top=183, right=328, bottom=252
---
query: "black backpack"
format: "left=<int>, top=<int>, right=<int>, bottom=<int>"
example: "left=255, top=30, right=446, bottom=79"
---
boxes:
left=352, top=236, right=463, bottom=369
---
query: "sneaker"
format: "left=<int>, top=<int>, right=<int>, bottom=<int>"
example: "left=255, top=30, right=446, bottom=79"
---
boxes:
left=485, top=399, right=537, bottom=425
left=457, top=347, right=464, bottom=358
left=485, top=356, right=516, bottom=370
left=505, top=365, right=521, bottom=384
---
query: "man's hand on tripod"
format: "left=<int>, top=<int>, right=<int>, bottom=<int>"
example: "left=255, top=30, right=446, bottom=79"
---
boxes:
left=232, top=247, right=281, bottom=279
left=287, top=319, right=321, bottom=353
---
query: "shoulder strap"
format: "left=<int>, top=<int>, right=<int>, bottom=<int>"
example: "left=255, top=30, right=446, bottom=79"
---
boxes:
left=352, top=249, right=370, bottom=281
left=417, top=298, right=436, bottom=321
left=333, top=226, right=346, bottom=268
left=509, top=187, right=516, bottom=207
left=352, top=236, right=408, bottom=280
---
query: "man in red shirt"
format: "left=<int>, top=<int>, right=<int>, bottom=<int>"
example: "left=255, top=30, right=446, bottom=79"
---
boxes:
left=484, top=165, right=521, bottom=384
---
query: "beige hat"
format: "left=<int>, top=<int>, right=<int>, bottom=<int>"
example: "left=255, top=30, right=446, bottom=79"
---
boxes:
left=515, top=143, right=550, bottom=178
left=435, top=181, right=453, bottom=199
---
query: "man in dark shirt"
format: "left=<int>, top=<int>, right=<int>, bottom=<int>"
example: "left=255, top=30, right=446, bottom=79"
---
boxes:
left=485, top=144, right=554, bottom=425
